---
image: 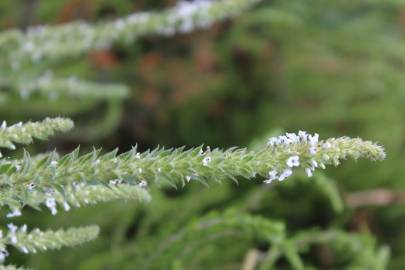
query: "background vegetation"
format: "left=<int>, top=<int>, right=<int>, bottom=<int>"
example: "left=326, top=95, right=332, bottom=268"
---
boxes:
left=0, top=0, right=404, bottom=269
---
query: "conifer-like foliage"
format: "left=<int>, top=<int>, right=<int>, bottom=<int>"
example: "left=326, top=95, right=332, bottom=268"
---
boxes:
left=0, top=0, right=392, bottom=269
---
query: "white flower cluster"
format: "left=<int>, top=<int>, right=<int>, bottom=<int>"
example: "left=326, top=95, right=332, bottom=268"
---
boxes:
left=167, top=0, right=213, bottom=34
left=267, top=131, right=319, bottom=148
left=6, top=208, right=22, bottom=218
left=264, top=131, right=328, bottom=184
left=116, top=0, right=240, bottom=37
left=264, top=168, right=293, bottom=183
left=43, top=188, right=70, bottom=215
left=0, top=223, right=30, bottom=262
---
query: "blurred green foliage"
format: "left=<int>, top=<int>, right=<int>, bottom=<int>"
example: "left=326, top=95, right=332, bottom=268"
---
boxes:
left=0, top=0, right=404, bottom=269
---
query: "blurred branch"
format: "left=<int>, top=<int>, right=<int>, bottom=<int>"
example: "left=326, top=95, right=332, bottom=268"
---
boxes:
left=242, top=249, right=260, bottom=270
left=345, top=189, right=405, bottom=208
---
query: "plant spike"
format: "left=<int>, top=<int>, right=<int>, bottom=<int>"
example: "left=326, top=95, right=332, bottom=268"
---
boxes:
left=26, top=183, right=151, bottom=215
left=139, top=210, right=286, bottom=269
left=0, top=127, right=385, bottom=214
left=0, top=118, right=73, bottom=150
left=292, top=229, right=390, bottom=269
left=0, top=224, right=99, bottom=263
left=0, top=0, right=262, bottom=67
left=11, top=75, right=128, bottom=100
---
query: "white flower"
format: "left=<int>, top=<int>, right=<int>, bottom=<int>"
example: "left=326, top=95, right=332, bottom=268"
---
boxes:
left=92, top=159, right=100, bottom=166
left=309, top=146, right=317, bottom=155
left=310, top=160, right=318, bottom=169
left=7, top=223, right=18, bottom=245
left=186, top=175, right=192, bottom=182
left=263, top=179, right=273, bottom=184
left=45, top=197, right=57, bottom=215
left=202, top=156, right=211, bottom=166
left=286, top=155, right=300, bottom=167
left=305, top=168, right=313, bottom=177
left=278, top=169, right=292, bottom=181
left=23, top=42, right=34, bottom=52
left=174, top=0, right=212, bottom=32
left=269, top=170, right=278, bottom=179
left=6, top=209, right=22, bottom=218
left=0, top=249, right=9, bottom=263
left=298, top=130, right=308, bottom=141
left=7, top=223, right=17, bottom=234
left=138, top=181, right=147, bottom=188
left=264, top=170, right=278, bottom=184
left=109, top=179, right=122, bottom=185
left=27, top=182, right=36, bottom=191
left=50, top=160, right=58, bottom=167
left=20, top=224, right=27, bottom=233
left=286, top=133, right=299, bottom=143
left=63, top=201, right=71, bottom=211
left=319, top=163, right=326, bottom=169
left=21, top=246, right=29, bottom=254
left=309, top=133, right=319, bottom=146
left=323, top=142, right=332, bottom=149
left=267, top=131, right=320, bottom=147
left=267, top=137, right=279, bottom=147
left=115, top=19, right=125, bottom=30
left=279, top=136, right=291, bottom=145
